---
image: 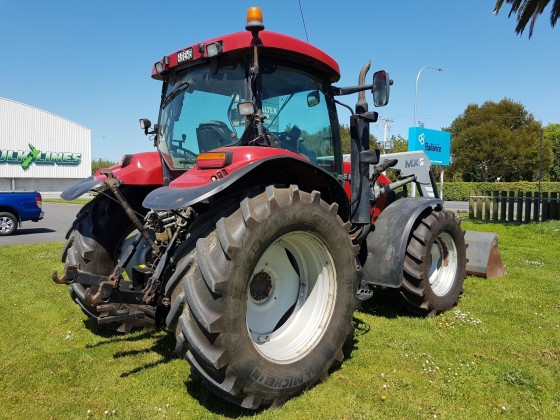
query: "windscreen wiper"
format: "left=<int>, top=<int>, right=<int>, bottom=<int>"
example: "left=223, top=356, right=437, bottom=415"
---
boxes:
left=162, top=81, right=191, bottom=109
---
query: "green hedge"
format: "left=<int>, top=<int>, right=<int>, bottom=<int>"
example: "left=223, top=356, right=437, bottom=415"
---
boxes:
left=440, top=182, right=560, bottom=201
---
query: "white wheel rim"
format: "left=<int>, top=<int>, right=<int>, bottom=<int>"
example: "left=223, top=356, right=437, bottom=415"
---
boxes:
left=428, top=232, right=458, bottom=296
left=246, top=231, right=336, bottom=363
left=1, top=216, right=14, bottom=233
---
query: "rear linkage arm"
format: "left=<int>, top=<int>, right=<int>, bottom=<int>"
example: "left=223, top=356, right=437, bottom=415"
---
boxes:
left=52, top=170, right=164, bottom=305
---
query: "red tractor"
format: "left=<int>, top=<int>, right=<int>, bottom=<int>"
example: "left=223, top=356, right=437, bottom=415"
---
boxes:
left=53, top=7, right=466, bottom=409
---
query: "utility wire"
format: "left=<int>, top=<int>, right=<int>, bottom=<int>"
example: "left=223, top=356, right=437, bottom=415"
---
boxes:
left=298, top=0, right=309, bottom=42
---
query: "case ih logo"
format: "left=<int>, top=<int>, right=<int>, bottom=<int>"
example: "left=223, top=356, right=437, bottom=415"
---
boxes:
left=0, top=143, right=82, bottom=170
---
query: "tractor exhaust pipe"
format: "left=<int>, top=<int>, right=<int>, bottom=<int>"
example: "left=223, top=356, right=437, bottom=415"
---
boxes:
left=356, top=61, right=371, bottom=114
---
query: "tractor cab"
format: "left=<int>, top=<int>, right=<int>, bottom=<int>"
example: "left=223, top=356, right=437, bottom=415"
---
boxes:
left=140, top=7, right=390, bottom=190
left=151, top=55, right=337, bottom=172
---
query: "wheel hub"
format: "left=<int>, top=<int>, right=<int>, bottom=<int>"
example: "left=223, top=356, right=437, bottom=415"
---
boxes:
left=250, top=271, right=274, bottom=303
left=1, top=217, right=13, bottom=233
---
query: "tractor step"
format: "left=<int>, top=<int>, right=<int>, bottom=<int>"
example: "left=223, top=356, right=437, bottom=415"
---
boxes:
left=356, top=288, right=374, bottom=300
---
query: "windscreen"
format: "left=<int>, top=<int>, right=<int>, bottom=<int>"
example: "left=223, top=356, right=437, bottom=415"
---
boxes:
left=157, top=61, right=338, bottom=174
left=157, top=63, right=247, bottom=170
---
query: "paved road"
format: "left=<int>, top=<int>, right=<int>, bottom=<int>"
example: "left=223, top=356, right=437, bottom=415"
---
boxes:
left=0, top=203, right=82, bottom=246
left=0, top=200, right=469, bottom=247
left=443, top=201, right=469, bottom=212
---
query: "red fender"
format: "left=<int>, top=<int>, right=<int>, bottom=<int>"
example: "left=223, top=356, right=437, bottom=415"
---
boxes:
left=94, top=152, right=164, bottom=185
left=61, top=152, right=164, bottom=200
left=169, top=146, right=306, bottom=188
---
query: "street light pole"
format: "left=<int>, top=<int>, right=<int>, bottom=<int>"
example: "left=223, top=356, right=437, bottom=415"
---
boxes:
left=412, top=66, right=443, bottom=197
left=413, top=66, right=443, bottom=127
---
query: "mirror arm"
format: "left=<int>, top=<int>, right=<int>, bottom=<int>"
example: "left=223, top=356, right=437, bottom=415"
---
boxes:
left=331, top=84, right=374, bottom=96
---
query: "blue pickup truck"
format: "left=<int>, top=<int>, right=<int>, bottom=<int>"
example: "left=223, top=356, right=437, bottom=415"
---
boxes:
left=0, top=191, right=44, bottom=235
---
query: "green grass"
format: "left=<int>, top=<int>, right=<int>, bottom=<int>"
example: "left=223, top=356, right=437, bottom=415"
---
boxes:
left=0, top=220, right=559, bottom=419
left=43, top=198, right=91, bottom=205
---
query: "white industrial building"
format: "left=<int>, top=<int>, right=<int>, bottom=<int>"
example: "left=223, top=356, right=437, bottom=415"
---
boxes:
left=0, top=97, right=91, bottom=193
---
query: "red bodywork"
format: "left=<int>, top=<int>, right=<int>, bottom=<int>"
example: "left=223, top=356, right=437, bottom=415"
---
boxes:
left=94, top=152, right=164, bottom=185
left=169, top=146, right=308, bottom=188
left=152, top=30, right=340, bottom=83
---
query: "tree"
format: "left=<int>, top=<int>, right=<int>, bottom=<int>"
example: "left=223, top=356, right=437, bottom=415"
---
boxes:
left=448, top=98, right=553, bottom=182
left=494, top=0, right=560, bottom=37
left=387, top=134, right=408, bottom=153
left=339, top=124, right=378, bottom=154
left=91, top=159, right=117, bottom=175
left=544, top=123, right=560, bottom=180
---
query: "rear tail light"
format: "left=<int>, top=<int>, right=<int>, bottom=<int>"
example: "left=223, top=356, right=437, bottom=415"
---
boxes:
left=36, top=195, right=42, bottom=209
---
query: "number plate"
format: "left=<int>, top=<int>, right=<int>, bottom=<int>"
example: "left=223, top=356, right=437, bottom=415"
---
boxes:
left=177, top=48, right=193, bottom=63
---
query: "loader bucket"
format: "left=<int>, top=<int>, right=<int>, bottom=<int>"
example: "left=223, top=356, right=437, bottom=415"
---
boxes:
left=464, top=231, right=506, bottom=278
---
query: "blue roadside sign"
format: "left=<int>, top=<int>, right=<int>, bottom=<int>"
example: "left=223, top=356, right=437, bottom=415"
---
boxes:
left=408, top=127, right=451, bottom=166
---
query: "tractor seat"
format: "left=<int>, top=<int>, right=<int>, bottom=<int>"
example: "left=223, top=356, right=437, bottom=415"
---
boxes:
left=196, top=121, right=234, bottom=152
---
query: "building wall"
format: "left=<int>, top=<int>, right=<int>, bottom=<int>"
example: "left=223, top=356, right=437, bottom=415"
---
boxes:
left=0, top=97, right=91, bottom=192
left=0, top=177, right=80, bottom=193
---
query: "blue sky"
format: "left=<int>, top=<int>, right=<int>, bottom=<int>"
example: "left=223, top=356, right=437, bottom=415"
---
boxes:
left=1, top=0, right=558, bottom=161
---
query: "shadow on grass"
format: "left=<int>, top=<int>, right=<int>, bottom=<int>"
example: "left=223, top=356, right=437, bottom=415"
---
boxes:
left=83, top=320, right=158, bottom=341
left=83, top=323, right=176, bottom=378
left=185, top=376, right=263, bottom=418
left=80, top=320, right=261, bottom=415
left=358, top=287, right=407, bottom=319
left=117, top=332, right=176, bottom=378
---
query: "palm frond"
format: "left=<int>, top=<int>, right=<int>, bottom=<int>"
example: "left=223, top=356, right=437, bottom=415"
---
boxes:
left=494, top=0, right=560, bottom=37
left=550, top=0, right=560, bottom=26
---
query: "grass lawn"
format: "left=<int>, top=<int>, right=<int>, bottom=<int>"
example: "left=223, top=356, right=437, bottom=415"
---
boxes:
left=0, top=220, right=558, bottom=419
left=43, top=198, right=91, bottom=205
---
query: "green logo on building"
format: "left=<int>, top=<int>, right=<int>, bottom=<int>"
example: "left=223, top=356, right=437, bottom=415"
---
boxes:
left=21, top=144, right=41, bottom=169
left=0, top=143, right=82, bottom=170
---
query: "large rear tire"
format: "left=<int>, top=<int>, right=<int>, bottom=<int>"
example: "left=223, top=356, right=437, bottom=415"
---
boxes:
left=400, top=209, right=466, bottom=316
left=62, top=191, right=153, bottom=332
left=166, top=186, right=360, bottom=409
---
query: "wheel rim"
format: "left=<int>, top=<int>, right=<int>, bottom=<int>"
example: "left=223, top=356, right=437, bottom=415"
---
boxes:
left=0, top=216, right=14, bottom=233
left=246, top=231, right=336, bottom=363
left=428, top=232, right=458, bottom=296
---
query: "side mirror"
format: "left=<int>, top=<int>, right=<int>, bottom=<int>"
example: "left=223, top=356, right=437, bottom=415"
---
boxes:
left=372, top=70, right=391, bottom=107
left=237, top=101, right=257, bottom=116
left=139, top=118, right=152, bottom=135
left=307, top=90, right=320, bottom=107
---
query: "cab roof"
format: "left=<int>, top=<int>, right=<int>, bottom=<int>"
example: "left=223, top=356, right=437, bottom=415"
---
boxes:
left=152, top=30, right=340, bottom=83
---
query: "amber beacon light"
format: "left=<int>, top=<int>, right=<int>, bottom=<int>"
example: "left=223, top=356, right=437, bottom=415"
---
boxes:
left=246, top=6, right=264, bottom=31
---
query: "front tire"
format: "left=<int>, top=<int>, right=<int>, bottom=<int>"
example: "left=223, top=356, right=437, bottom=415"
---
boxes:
left=400, top=209, right=466, bottom=316
left=167, top=186, right=360, bottom=409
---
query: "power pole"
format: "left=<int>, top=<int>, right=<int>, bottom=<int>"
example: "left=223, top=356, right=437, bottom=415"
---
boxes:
left=378, top=118, right=393, bottom=154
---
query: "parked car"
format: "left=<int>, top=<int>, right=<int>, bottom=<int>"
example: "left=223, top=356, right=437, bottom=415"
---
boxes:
left=0, top=191, right=44, bottom=235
